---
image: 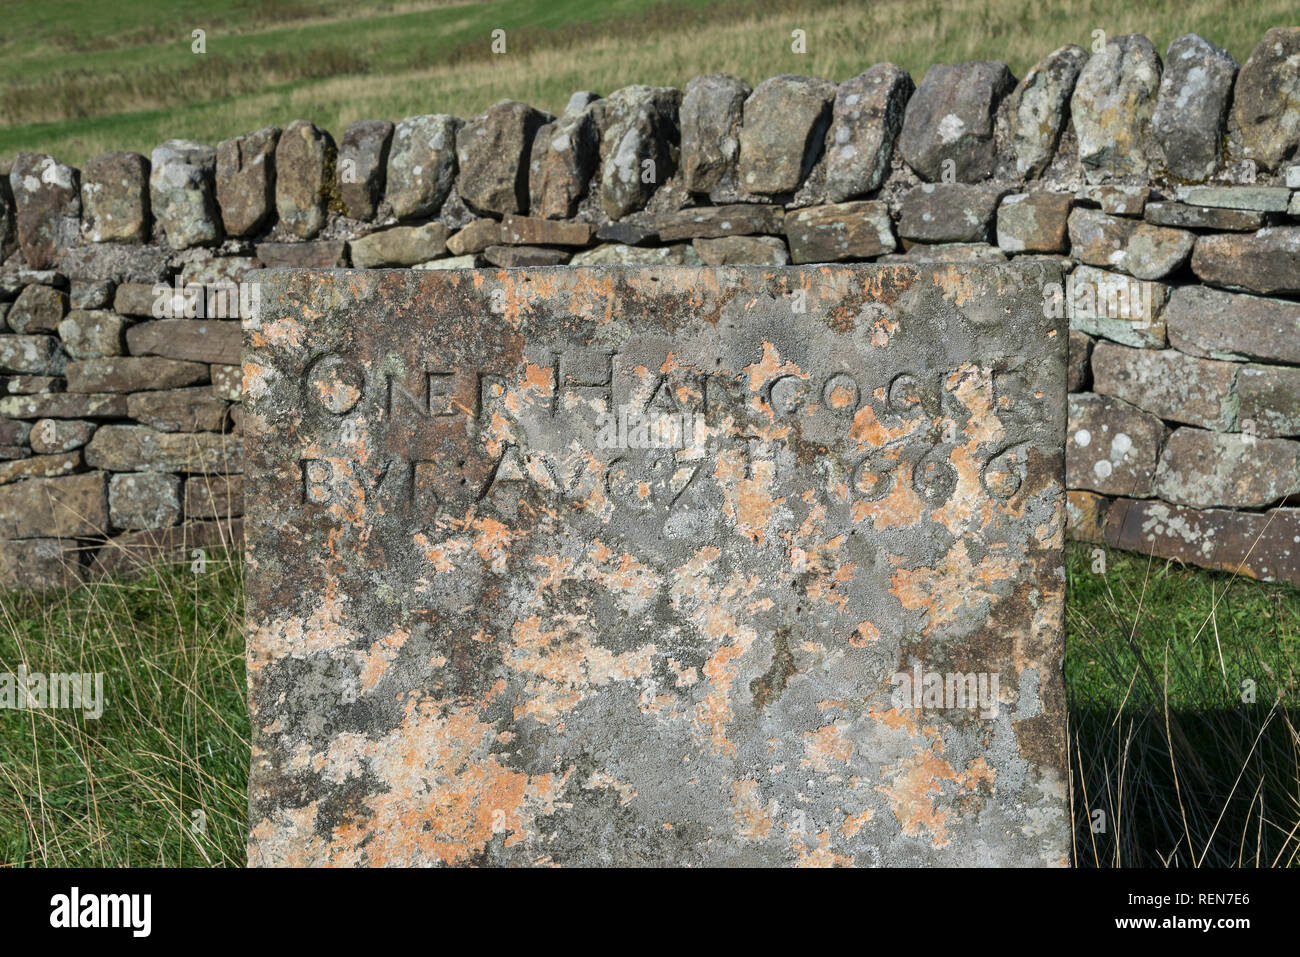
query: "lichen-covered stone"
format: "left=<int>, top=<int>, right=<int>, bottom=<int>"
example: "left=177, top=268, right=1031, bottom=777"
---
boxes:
left=1091, top=341, right=1239, bottom=430
left=997, top=192, right=1073, bottom=253
left=823, top=64, right=913, bottom=202
left=899, top=61, right=1016, bottom=182
left=785, top=201, right=894, bottom=263
left=456, top=100, right=552, bottom=217
left=0, top=471, right=108, bottom=538
left=691, top=235, right=789, bottom=265
left=1066, top=392, right=1164, bottom=496
left=680, top=74, right=750, bottom=199
left=737, top=75, right=835, bottom=195
left=1190, top=227, right=1300, bottom=295
left=127, top=387, right=229, bottom=432
left=1065, top=265, right=1169, bottom=348
left=1180, top=186, right=1291, bottom=212
left=1074, top=185, right=1150, bottom=216
left=1071, top=35, right=1161, bottom=183
left=655, top=203, right=784, bottom=241
left=29, top=418, right=95, bottom=453
left=0, top=333, right=65, bottom=375
left=1239, top=364, right=1300, bottom=437
left=244, top=262, right=1069, bottom=867
left=7, top=283, right=67, bottom=334
left=66, top=356, right=208, bottom=393
left=85, top=424, right=239, bottom=473
left=1231, top=27, right=1300, bottom=172
left=446, top=218, right=502, bottom=256
left=0, top=538, right=83, bottom=591
left=109, top=471, right=182, bottom=529
left=348, top=223, right=451, bottom=267
left=1155, top=427, right=1300, bottom=507
left=569, top=243, right=701, bottom=265
left=70, top=279, right=115, bottom=310
left=274, top=120, right=335, bottom=239
left=1067, top=208, right=1193, bottom=280
left=528, top=102, right=601, bottom=219
left=599, top=86, right=681, bottom=219
left=1165, top=285, right=1300, bottom=363
left=9, top=152, right=81, bottom=269
left=150, top=139, right=220, bottom=248
left=481, top=244, right=569, bottom=267
left=898, top=183, right=1004, bottom=244
left=498, top=215, right=593, bottom=247
left=216, top=126, right=280, bottom=236
left=81, top=151, right=150, bottom=243
left=0, top=451, right=80, bottom=485
left=0, top=391, right=125, bottom=419
left=57, top=309, right=123, bottom=359
left=56, top=242, right=170, bottom=285
left=1143, top=202, right=1265, bottom=231
left=337, top=120, right=392, bottom=221
left=124, top=319, right=241, bottom=365
left=1152, top=34, right=1238, bottom=182
left=1003, top=45, right=1089, bottom=178
left=256, top=240, right=349, bottom=268
left=1066, top=489, right=1110, bottom=543
left=385, top=114, right=462, bottom=220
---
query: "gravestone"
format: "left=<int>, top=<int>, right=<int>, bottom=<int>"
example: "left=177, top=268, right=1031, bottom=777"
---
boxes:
left=244, top=263, right=1069, bottom=866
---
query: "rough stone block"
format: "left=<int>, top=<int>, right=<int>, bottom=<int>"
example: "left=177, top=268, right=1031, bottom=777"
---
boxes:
left=216, top=126, right=280, bottom=237
left=58, top=309, right=124, bottom=359
left=0, top=451, right=80, bottom=485
left=498, top=215, right=593, bottom=247
left=9, top=152, right=81, bottom=268
left=275, top=120, right=336, bottom=239
left=1143, top=202, right=1266, bottom=231
left=244, top=262, right=1069, bottom=867
left=67, top=357, right=208, bottom=393
left=1067, top=329, right=1093, bottom=392
left=997, top=192, right=1072, bottom=254
left=680, top=74, right=750, bottom=199
left=1231, top=27, right=1300, bottom=172
left=91, top=518, right=243, bottom=578
left=29, top=418, right=94, bottom=453
left=785, top=201, right=895, bottom=263
left=1152, top=34, right=1238, bottom=182
left=256, top=241, right=350, bottom=269
left=1066, top=392, right=1164, bottom=496
left=337, top=120, right=392, bottom=221
left=108, top=471, right=181, bottom=529
left=127, top=387, right=229, bottom=432
left=1165, top=285, right=1300, bottom=364
left=1191, top=228, right=1300, bottom=295
left=655, top=204, right=784, bottom=242
left=0, top=538, right=84, bottom=590
left=1155, top=427, right=1300, bottom=507
left=386, top=114, right=462, bottom=221
left=900, top=61, right=1015, bottom=182
left=1066, top=489, right=1111, bottom=543
left=1003, top=45, right=1089, bottom=179
left=1091, top=342, right=1239, bottom=431
left=1238, top=364, right=1300, bottom=437
left=7, top=283, right=67, bottom=334
left=1071, top=35, right=1161, bottom=182
left=599, top=86, right=681, bottom=218
left=0, top=334, right=65, bottom=375
left=85, top=424, right=240, bottom=473
left=692, top=236, right=789, bottom=265
left=184, top=472, right=244, bottom=519
left=81, top=151, right=150, bottom=243
left=823, top=64, right=913, bottom=202
left=738, top=75, right=835, bottom=195
left=0, top=392, right=126, bottom=419
left=1068, top=208, right=1193, bottom=280
left=1064, top=265, right=1169, bottom=348
left=456, top=100, right=552, bottom=217
left=150, top=139, right=220, bottom=249
left=899, top=184, right=1003, bottom=244
left=348, top=223, right=451, bottom=268
left=0, top=471, right=108, bottom=539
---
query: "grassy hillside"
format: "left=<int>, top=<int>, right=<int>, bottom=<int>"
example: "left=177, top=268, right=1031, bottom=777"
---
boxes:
left=1, top=0, right=1296, bottom=164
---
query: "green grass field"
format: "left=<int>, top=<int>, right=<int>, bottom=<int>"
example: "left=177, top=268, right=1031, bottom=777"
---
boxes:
left=1, top=0, right=1297, bottom=164
left=1, top=542, right=1296, bottom=867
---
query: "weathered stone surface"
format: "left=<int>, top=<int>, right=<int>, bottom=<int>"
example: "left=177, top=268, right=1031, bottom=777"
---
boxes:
left=1231, top=27, right=1300, bottom=171
left=70, top=280, right=115, bottom=310
left=482, top=245, right=569, bottom=267
left=29, top=418, right=94, bottom=453
left=1091, top=342, right=1239, bottom=430
left=127, top=387, right=229, bottom=432
left=67, top=357, right=208, bottom=393
left=58, top=243, right=170, bottom=285
left=150, top=139, right=220, bottom=248
left=216, top=126, right=280, bottom=237
left=997, top=192, right=1073, bottom=253
left=2, top=374, right=60, bottom=395
left=275, top=120, right=335, bottom=239
left=0, top=334, right=65, bottom=375
left=9, top=152, right=81, bottom=268
left=0, top=451, right=80, bottom=485
left=883, top=244, right=1007, bottom=264
left=0, top=538, right=83, bottom=591
left=1074, top=185, right=1150, bottom=216
left=1071, top=35, right=1161, bottom=182
left=0, top=267, right=68, bottom=298
left=1064, top=266, right=1169, bottom=347
left=0, top=472, right=108, bottom=539
left=1238, top=364, right=1300, bottom=437
left=1105, top=499, right=1300, bottom=585
left=1143, top=202, right=1266, bottom=231
left=184, top=472, right=244, bottom=519
left=1290, top=165, right=1300, bottom=189
left=105, top=471, right=180, bottom=530
left=655, top=203, right=784, bottom=241
left=680, top=74, right=750, bottom=199
left=1165, top=285, right=1300, bottom=363
left=1066, top=489, right=1110, bottom=543
left=499, top=215, right=593, bottom=247
left=899, top=184, right=1003, bottom=244
left=446, top=218, right=502, bottom=256
left=0, top=392, right=125, bottom=419
left=349, top=223, right=451, bottom=267
left=692, top=235, right=789, bottom=265
left=1067, top=329, right=1094, bottom=392
left=7, top=283, right=67, bottom=333
left=81, top=151, right=150, bottom=243
left=899, top=61, right=1016, bottom=182
left=456, top=100, right=552, bottom=217
left=1152, top=35, right=1238, bottom=182
left=210, top=364, right=241, bottom=401
left=90, top=518, right=241, bottom=576
left=244, top=262, right=1068, bottom=867
left=58, top=309, right=124, bottom=359
left=1191, top=228, right=1300, bottom=295
left=785, top=201, right=895, bottom=263
left=414, top=254, right=478, bottom=271
left=85, top=424, right=240, bottom=473
left=386, top=114, right=462, bottom=220
left=823, top=64, right=913, bottom=202
left=1155, top=427, right=1300, bottom=507
left=529, top=101, right=601, bottom=220
left=1003, top=45, right=1089, bottom=179
left=256, top=240, right=349, bottom=269
left=1181, top=186, right=1291, bottom=212
left=737, top=75, right=835, bottom=195
left=1068, top=209, right=1193, bottom=280
left=569, top=243, right=701, bottom=266
left=1067, top=393, right=1165, bottom=497
left=599, top=86, right=681, bottom=219
left=111, top=282, right=158, bottom=317
left=0, top=419, right=30, bottom=446
left=337, top=120, right=392, bottom=221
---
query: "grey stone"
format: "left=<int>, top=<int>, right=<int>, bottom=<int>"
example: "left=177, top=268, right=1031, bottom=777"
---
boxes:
left=692, top=235, right=789, bottom=265
left=244, top=262, right=1069, bottom=867
left=1064, top=265, right=1169, bottom=347
left=997, top=192, right=1073, bottom=253
left=594, top=222, right=658, bottom=246
left=1152, top=34, right=1238, bottom=182
left=56, top=242, right=170, bottom=284
left=446, top=218, right=501, bottom=256
left=7, top=283, right=67, bottom=333
left=256, top=241, right=349, bottom=268
left=529, top=103, right=600, bottom=219
left=216, top=126, right=280, bottom=236
left=109, top=471, right=182, bottom=529
left=1155, top=427, right=1300, bottom=508
left=1074, top=185, right=1150, bottom=216
left=599, top=86, right=681, bottom=219
left=1003, top=45, right=1089, bottom=178
left=9, top=152, right=81, bottom=268
left=884, top=243, right=1006, bottom=264
left=58, top=309, right=124, bottom=359
left=337, top=120, right=392, bottom=221
left=1067, top=392, right=1164, bottom=496
left=569, top=243, right=701, bottom=266
left=1166, top=285, right=1300, bottom=363
left=70, top=279, right=115, bottom=310
left=1191, top=227, right=1300, bottom=295
left=275, top=120, right=335, bottom=239
left=482, top=245, right=569, bottom=267
left=899, top=184, right=1004, bottom=243
left=680, top=74, right=751, bottom=199
left=0, top=472, right=108, bottom=539
left=386, top=114, right=462, bottom=220
left=1143, top=202, right=1266, bottom=231
left=29, top=418, right=94, bottom=453
left=1091, top=341, right=1239, bottom=430
left=0, top=392, right=125, bottom=419
left=785, top=201, right=895, bottom=263
left=210, top=365, right=241, bottom=401
left=81, top=151, right=150, bottom=243
left=0, top=333, right=65, bottom=375
left=1239, top=364, right=1300, bottom=438
left=413, top=254, right=478, bottom=270
left=1231, top=27, right=1300, bottom=171
left=150, top=139, right=220, bottom=248
left=1067, top=208, right=1193, bottom=280
left=85, top=424, right=239, bottom=473
left=1071, top=35, right=1161, bottom=182
left=824, top=64, right=913, bottom=201
left=456, top=100, right=552, bottom=216
left=349, top=223, right=451, bottom=267
left=125, top=319, right=241, bottom=366
left=66, top=356, right=208, bottom=393
left=1180, top=186, right=1291, bottom=212
left=738, top=75, right=835, bottom=195
left=655, top=203, right=784, bottom=241
left=899, top=61, right=1016, bottom=182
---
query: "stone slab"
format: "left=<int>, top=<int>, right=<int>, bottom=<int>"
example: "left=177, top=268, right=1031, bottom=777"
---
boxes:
left=244, top=263, right=1069, bottom=867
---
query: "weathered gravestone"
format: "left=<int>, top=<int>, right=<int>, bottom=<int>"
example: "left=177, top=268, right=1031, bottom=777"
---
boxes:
left=244, top=263, right=1069, bottom=866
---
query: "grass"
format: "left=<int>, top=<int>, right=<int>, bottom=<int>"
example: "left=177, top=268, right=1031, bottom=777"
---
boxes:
left=1, top=0, right=1296, bottom=164
left=0, top=539, right=1296, bottom=866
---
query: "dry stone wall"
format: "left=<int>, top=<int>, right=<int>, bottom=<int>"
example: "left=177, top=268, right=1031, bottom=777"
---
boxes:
left=2, top=27, right=1300, bottom=589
